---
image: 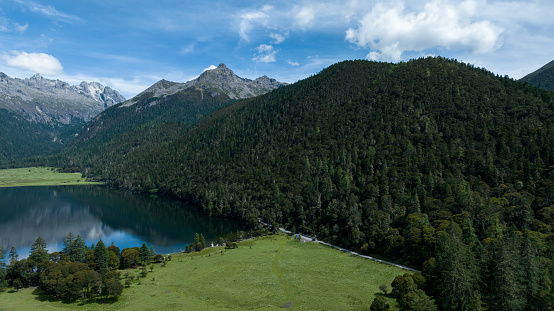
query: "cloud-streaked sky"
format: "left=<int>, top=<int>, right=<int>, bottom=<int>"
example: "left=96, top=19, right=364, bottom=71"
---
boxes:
left=0, top=0, right=552, bottom=98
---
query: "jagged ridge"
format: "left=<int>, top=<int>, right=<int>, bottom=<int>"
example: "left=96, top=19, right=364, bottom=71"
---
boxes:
left=121, top=63, right=286, bottom=107
left=0, top=72, right=126, bottom=124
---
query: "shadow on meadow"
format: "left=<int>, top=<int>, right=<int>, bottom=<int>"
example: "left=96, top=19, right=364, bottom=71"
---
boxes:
left=32, top=287, right=119, bottom=305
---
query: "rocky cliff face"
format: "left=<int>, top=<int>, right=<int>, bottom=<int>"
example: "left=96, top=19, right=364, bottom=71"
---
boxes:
left=122, top=63, right=286, bottom=107
left=0, top=73, right=126, bottom=124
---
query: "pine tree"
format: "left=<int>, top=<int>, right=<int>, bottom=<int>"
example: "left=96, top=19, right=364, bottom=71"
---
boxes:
left=71, top=235, right=87, bottom=263
left=62, top=233, right=87, bottom=262
left=94, top=240, right=109, bottom=274
left=0, top=248, right=7, bottom=291
left=29, top=236, right=49, bottom=263
left=199, top=234, right=206, bottom=250
left=139, top=243, right=151, bottom=264
left=62, top=232, right=75, bottom=254
left=193, top=233, right=203, bottom=251
left=435, top=222, right=482, bottom=311
left=8, top=247, right=18, bottom=267
left=520, top=230, right=540, bottom=305
left=488, top=226, right=525, bottom=311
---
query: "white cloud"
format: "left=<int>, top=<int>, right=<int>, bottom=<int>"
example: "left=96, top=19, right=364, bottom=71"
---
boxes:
left=0, top=16, right=28, bottom=34
left=14, top=23, right=28, bottom=34
left=345, top=0, right=504, bottom=62
left=287, top=60, right=300, bottom=66
left=269, top=32, right=286, bottom=44
left=1, top=51, right=63, bottom=75
left=0, top=17, right=9, bottom=32
left=253, top=44, right=278, bottom=63
left=295, top=6, right=316, bottom=28
left=239, top=5, right=273, bottom=41
left=256, top=44, right=274, bottom=53
left=180, top=42, right=196, bottom=54
left=15, top=0, right=83, bottom=24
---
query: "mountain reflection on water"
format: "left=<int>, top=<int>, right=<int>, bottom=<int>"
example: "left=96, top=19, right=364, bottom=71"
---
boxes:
left=0, top=186, right=243, bottom=257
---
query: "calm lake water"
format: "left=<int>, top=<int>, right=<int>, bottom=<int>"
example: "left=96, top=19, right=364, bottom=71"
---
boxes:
left=0, top=185, right=244, bottom=258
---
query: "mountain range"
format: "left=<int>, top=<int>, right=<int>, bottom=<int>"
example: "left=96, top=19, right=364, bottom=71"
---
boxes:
left=122, top=63, right=285, bottom=107
left=0, top=72, right=125, bottom=124
left=71, top=63, right=286, bottom=147
left=0, top=64, right=285, bottom=161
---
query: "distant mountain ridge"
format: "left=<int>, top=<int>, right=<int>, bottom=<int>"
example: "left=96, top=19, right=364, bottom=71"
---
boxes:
left=122, top=63, right=286, bottom=107
left=0, top=72, right=125, bottom=124
left=71, top=63, right=285, bottom=147
left=0, top=72, right=125, bottom=161
left=520, top=60, right=554, bottom=92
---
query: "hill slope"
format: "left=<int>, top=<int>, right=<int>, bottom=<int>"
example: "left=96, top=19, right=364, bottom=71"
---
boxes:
left=61, top=64, right=286, bottom=168
left=62, top=58, right=554, bottom=247
left=52, top=57, right=554, bottom=308
left=520, top=60, right=554, bottom=92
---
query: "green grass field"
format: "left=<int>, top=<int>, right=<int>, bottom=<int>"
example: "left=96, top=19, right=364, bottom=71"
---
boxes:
left=0, top=167, right=102, bottom=187
left=0, top=235, right=404, bottom=310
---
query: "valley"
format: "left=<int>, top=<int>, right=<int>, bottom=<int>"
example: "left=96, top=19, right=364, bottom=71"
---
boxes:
left=1, top=57, right=554, bottom=310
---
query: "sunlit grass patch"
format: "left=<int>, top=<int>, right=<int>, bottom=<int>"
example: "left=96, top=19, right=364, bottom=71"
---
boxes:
left=0, top=167, right=102, bottom=187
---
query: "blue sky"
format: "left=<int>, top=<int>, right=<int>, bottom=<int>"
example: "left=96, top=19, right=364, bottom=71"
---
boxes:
left=1, top=0, right=553, bottom=98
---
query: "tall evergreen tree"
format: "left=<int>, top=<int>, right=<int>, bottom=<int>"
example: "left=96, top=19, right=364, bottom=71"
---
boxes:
left=199, top=234, right=206, bottom=250
left=488, top=226, right=526, bottom=311
left=93, top=240, right=109, bottom=274
left=0, top=248, right=7, bottom=291
left=8, top=247, right=18, bottom=267
left=139, top=243, right=151, bottom=264
left=62, top=233, right=87, bottom=262
left=71, top=235, right=87, bottom=263
left=29, top=236, right=49, bottom=263
left=434, top=222, right=482, bottom=311
left=62, top=232, right=75, bottom=254
left=520, top=230, right=540, bottom=306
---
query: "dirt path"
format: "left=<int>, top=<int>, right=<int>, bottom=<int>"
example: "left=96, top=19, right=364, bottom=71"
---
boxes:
left=272, top=241, right=297, bottom=310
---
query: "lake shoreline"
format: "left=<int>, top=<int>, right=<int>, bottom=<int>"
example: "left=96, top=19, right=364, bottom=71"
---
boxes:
left=0, top=166, right=103, bottom=187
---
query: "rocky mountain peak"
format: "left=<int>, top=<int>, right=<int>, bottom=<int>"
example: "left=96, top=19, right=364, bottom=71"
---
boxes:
left=123, top=64, right=287, bottom=106
left=30, top=73, right=43, bottom=81
left=0, top=72, right=126, bottom=124
left=196, top=63, right=244, bottom=84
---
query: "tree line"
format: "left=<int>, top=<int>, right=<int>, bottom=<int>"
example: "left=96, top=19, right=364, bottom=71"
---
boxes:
left=0, top=233, right=162, bottom=302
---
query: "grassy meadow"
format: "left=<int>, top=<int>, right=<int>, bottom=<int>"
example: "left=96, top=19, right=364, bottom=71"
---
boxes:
left=0, top=167, right=102, bottom=187
left=0, top=234, right=405, bottom=310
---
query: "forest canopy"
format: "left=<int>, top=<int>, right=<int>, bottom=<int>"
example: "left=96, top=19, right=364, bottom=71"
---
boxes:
left=35, top=57, right=554, bottom=309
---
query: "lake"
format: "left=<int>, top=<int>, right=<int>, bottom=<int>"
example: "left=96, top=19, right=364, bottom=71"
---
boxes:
left=0, top=185, right=244, bottom=258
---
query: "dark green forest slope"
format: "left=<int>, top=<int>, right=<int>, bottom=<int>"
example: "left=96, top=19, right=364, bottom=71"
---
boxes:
left=70, top=86, right=233, bottom=150
left=521, top=60, right=554, bottom=92
left=52, top=57, right=553, bottom=309
left=0, top=109, right=80, bottom=161
left=46, top=86, right=236, bottom=174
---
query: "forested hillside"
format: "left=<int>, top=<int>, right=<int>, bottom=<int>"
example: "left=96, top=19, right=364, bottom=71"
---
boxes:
left=0, top=109, right=81, bottom=161
left=521, top=60, right=554, bottom=92
left=52, top=57, right=553, bottom=309
left=70, top=87, right=232, bottom=148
